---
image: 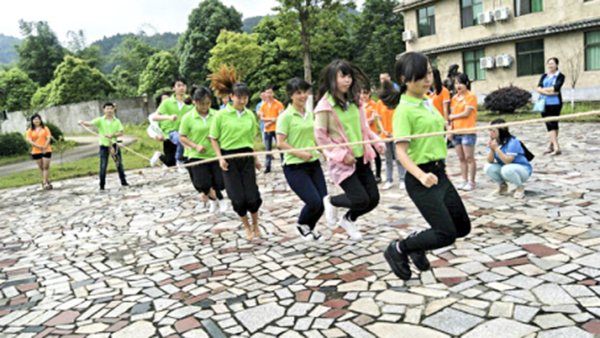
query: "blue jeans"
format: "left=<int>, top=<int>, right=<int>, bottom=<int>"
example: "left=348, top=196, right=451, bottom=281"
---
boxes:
left=452, top=134, right=477, bottom=146
left=168, top=131, right=185, bottom=162
left=484, top=163, right=531, bottom=188
left=99, top=145, right=127, bottom=188
left=283, top=161, right=328, bottom=229
left=263, top=131, right=282, bottom=169
left=385, top=142, right=406, bottom=183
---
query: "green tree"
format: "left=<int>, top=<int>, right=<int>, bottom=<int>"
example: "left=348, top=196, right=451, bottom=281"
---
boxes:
left=16, top=20, right=65, bottom=86
left=66, top=30, right=104, bottom=69
left=109, top=65, right=138, bottom=98
left=138, top=51, right=178, bottom=96
left=0, top=68, right=38, bottom=112
left=208, top=30, right=262, bottom=81
left=32, top=56, right=115, bottom=108
left=111, top=36, right=159, bottom=87
left=353, top=0, right=404, bottom=85
left=177, top=0, right=243, bottom=84
left=275, top=0, right=349, bottom=85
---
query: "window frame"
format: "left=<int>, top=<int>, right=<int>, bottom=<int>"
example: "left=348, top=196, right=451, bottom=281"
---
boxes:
left=462, top=48, right=487, bottom=81
left=585, top=30, right=600, bottom=71
left=515, top=39, right=545, bottom=77
left=417, top=5, right=436, bottom=37
left=460, top=0, right=484, bottom=28
left=514, top=0, right=544, bottom=17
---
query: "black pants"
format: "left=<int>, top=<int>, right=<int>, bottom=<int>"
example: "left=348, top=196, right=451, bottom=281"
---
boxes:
left=399, top=160, right=471, bottom=254
left=186, top=159, right=224, bottom=200
left=161, top=140, right=177, bottom=167
left=99, top=145, right=127, bottom=188
left=221, top=148, right=262, bottom=217
left=372, top=146, right=382, bottom=179
left=283, top=161, right=328, bottom=230
left=542, top=103, right=562, bottom=131
left=331, top=157, right=379, bottom=222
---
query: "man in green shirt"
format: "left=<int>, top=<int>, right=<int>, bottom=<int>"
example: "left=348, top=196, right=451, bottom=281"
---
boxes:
left=79, top=102, right=129, bottom=191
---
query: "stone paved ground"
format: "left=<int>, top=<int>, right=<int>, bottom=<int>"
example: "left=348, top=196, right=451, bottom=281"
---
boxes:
left=1, top=122, right=600, bottom=338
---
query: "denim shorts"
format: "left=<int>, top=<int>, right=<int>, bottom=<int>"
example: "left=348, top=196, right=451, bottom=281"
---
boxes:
left=452, top=134, right=477, bottom=146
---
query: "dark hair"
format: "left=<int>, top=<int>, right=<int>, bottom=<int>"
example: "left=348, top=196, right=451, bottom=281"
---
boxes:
left=547, top=57, right=559, bottom=67
left=103, top=102, right=115, bottom=109
left=432, top=67, right=443, bottom=95
left=317, top=59, right=370, bottom=108
left=285, top=78, right=312, bottom=105
left=379, top=52, right=430, bottom=109
left=263, top=86, right=274, bottom=92
left=455, top=73, right=471, bottom=91
left=232, top=83, right=251, bottom=98
left=30, top=114, right=44, bottom=130
left=447, top=64, right=459, bottom=78
left=491, top=119, right=513, bottom=146
left=171, top=76, right=187, bottom=88
left=155, top=91, right=172, bottom=107
left=191, top=86, right=213, bottom=104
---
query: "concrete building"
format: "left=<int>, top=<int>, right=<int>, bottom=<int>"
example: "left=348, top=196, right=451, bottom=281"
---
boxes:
left=396, top=0, right=600, bottom=101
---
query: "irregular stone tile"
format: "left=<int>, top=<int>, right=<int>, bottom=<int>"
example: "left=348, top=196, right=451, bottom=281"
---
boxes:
left=462, top=318, right=539, bottom=338
left=422, top=308, right=484, bottom=336
left=234, top=302, right=285, bottom=333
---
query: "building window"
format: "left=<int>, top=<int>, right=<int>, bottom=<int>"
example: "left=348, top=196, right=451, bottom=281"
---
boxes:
left=586, top=30, right=600, bottom=71
left=516, top=39, right=545, bottom=76
left=463, top=49, right=486, bottom=80
left=417, top=5, right=436, bottom=37
left=515, top=0, right=543, bottom=16
left=460, top=0, right=483, bottom=28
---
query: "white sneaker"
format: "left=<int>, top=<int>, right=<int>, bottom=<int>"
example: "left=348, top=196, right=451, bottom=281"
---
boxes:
left=382, top=182, right=393, bottom=190
left=209, top=200, right=218, bottom=214
left=297, top=224, right=313, bottom=241
left=340, top=215, right=362, bottom=240
left=177, top=161, right=187, bottom=174
left=399, top=181, right=406, bottom=190
left=323, top=195, right=338, bottom=226
left=311, top=229, right=325, bottom=242
left=462, top=182, right=476, bottom=191
left=150, top=151, right=161, bottom=167
left=218, top=199, right=228, bottom=214
left=457, top=181, right=468, bottom=190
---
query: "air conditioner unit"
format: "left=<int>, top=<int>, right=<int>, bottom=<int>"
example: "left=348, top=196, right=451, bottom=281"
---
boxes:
left=402, top=30, right=416, bottom=42
left=478, top=11, right=495, bottom=25
left=494, top=7, right=510, bottom=21
left=495, top=54, right=514, bottom=68
left=480, top=57, right=495, bottom=69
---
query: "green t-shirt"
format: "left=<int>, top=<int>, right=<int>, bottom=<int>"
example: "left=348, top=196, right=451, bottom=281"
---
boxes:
left=157, top=95, right=195, bottom=135
left=92, top=116, right=124, bottom=147
left=393, top=94, right=447, bottom=165
left=179, top=108, right=218, bottom=160
left=209, top=104, right=258, bottom=150
left=327, top=93, right=364, bottom=158
left=276, top=105, right=319, bottom=165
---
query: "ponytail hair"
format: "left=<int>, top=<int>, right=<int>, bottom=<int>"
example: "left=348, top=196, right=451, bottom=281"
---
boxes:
left=379, top=52, right=430, bottom=109
left=208, top=64, right=240, bottom=99
left=317, top=59, right=370, bottom=108
left=455, top=73, right=471, bottom=91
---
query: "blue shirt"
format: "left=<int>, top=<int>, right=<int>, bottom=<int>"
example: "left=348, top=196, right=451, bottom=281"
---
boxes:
left=491, top=137, right=532, bottom=175
left=256, top=101, right=265, bottom=132
left=541, top=72, right=561, bottom=106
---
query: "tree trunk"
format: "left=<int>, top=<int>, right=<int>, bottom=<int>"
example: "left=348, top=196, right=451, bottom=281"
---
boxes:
left=571, top=87, right=575, bottom=112
left=299, top=8, right=313, bottom=110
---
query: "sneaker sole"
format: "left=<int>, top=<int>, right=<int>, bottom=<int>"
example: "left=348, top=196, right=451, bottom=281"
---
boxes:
left=384, top=249, right=411, bottom=280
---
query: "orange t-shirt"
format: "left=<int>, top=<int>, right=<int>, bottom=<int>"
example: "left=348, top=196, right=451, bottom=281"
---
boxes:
left=364, top=99, right=378, bottom=134
left=427, top=87, right=450, bottom=118
left=26, top=126, right=52, bottom=154
left=260, top=99, right=285, bottom=133
left=451, top=90, right=478, bottom=134
left=376, top=100, right=395, bottom=138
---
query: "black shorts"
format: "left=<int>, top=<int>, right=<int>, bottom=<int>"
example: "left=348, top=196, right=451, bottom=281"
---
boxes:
left=31, top=153, right=52, bottom=160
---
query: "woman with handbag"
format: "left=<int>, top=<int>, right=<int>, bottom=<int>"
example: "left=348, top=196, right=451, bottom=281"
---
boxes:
left=484, top=119, right=533, bottom=199
left=536, top=57, right=565, bottom=156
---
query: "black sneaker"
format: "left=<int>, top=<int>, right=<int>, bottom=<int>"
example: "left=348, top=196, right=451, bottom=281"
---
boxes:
left=122, top=182, right=130, bottom=187
left=265, top=167, right=271, bottom=174
left=409, top=251, right=431, bottom=271
left=99, top=187, right=105, bottom=191
left=384, top=240, right=411, bottom=280
left=297, top=224, right=312, bottom=241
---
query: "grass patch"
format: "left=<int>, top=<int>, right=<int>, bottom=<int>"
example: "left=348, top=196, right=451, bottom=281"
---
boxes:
left=0, top=154, right=31, bottom=166
left=0, top=123, right=266, bottom=190
left=478, top=101, right=600, bottom=123
left=0, top=140, right=78, bottom=166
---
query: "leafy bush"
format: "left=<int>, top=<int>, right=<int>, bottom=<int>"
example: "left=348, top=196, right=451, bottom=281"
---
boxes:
left=0, top=68, right=38, bottom=112
left=484, top=85, right=532, bottom=114
left=45, top=122, right=64, bottom=144
left=0, top=132, right=29, bottom=156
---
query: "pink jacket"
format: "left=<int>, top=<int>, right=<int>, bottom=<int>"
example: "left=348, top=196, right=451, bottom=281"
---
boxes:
left=314, top=95, right=384, bottom=185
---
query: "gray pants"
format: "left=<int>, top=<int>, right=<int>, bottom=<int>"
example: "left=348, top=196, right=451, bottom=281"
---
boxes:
left=385, top=141, right=406, bottom=183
